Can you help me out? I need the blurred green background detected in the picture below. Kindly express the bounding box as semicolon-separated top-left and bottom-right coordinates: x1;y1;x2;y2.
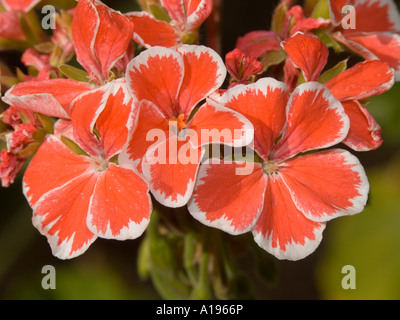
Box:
1;0;400;300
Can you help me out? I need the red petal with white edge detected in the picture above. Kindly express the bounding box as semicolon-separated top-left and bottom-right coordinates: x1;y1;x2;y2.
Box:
272;82;349;161
70;84;110;158
253;174;326;261
338;32;400;81
126;46;184;118
72;0;134;83
96;80;136;160
188;160;267;235
161;0;186;30
236;31;281;59
328;0;352;26
175;45;226;118
32;171;98;259
223;78;288;161
185;0;213;31
87;163;152;240
281;149;369;222
2;79;92;118
1;0;40;11
342;100;382;151
325;60;394;101
126;12;178;48
345;0;400;33
187;100;253;148
282;32;329;82
119;100;170;174
142;137;205;208
23;135;92;207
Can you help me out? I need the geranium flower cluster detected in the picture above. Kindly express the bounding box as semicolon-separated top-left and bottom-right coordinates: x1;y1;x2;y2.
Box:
0;0;398;265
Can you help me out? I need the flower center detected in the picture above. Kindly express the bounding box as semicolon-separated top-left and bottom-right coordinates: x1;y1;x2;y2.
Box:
262;160;280;176
169;114;187;130
91;156;108;172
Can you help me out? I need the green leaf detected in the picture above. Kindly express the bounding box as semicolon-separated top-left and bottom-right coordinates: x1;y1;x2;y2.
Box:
312;0;330;19
137;235;151;280
58;65;90;82
318;59;348;83
271;2;288;36
149;4;171;23
260;49;287;72
60;135;88;156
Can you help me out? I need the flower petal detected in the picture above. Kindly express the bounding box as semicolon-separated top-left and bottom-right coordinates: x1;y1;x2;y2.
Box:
282;32;329;82
341;100;382;151
280;149;369;222
72;0;134;83
324;60;394;100
223;78;288;160
119;100;170;173
337;32;400;81
344;0;400;33
328;0;354;26
70;84;110;157
126;46;184;118
184;0;213;31
253;174;326;261
23;135;92;207
87;163;152;240
95;79;136;160
272;82;349;160
161;0;186;30
236;30;281;59
32;170;98;259
188;160;267;235
187;100;254;148
175;45;226;118
126;11;178;48
1;0;40;11
2;79;92;118
142;137;205;208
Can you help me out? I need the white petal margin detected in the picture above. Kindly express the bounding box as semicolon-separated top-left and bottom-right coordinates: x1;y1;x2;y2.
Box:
142;140;206;208
252;221;326;261
188;159;267;235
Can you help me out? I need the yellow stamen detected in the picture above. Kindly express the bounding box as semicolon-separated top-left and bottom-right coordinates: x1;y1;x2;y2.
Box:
169;114;187;130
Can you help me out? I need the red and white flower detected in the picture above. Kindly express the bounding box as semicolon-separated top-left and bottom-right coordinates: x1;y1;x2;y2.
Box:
282;32;394;151
328;0;400;80
22;79;152;259
188;78;369;260
121;45;253;208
